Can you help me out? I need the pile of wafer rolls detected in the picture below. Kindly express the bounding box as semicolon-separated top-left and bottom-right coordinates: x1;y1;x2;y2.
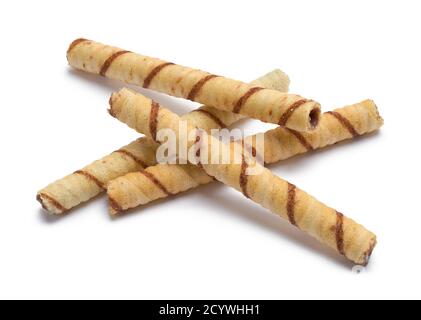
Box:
37;38;384;266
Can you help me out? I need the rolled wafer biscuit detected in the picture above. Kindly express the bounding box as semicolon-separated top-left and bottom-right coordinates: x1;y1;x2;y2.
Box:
36;138;157;214
109;89;378;265
107;100;383;213
37;69;290;214
67;38;320;131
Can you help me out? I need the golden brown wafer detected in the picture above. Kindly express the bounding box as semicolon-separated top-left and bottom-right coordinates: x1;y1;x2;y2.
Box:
107;100;383;213
67;38;320;131
109;89;378;265
37;69;290;214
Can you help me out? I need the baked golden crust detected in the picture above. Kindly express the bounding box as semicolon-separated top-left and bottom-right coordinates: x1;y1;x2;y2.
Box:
36;138;157;214
107;99;383;215
37;69;290;214
108;89;379;265
67;38;319;131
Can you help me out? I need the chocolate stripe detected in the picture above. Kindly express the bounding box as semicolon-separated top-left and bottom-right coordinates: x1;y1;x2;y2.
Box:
114;149;147;168
187;74;219;100
109;196;124;214
37;193;67;213
194;129;204;168
149;101;160;141
240;156;250;198
335;211;346;256
243;141;257;158
233;87;264;114
100;50;131;76
143;62;175;88
287;183;297;226
74;170;104;189
193;109;226;128
286;128;314;151
327;111;359;138
278;99;309;126
242;140;265;166
139;169;172;196
67;38;89;54
234;139;265;171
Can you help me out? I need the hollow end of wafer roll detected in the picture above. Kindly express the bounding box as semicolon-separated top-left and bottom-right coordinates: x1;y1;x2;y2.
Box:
309;107;321;130
36;193;67;215
279;99;321;132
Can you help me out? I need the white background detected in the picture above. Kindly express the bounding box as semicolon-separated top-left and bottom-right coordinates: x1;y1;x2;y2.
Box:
0;0;420;300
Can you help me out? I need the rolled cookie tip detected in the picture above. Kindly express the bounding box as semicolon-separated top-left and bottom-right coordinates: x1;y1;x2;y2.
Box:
360;236;377;266
108;90;128;118
108;95;117;118
66;38;89;56
277;98;321;131
310;106;321;129
368;99;384;126
108;195;124;216
36;193;67;215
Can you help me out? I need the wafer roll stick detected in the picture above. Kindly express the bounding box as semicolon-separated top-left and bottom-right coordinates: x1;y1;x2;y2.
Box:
37;70;289;214
246;99;384;164
36;138;158;214
67;38;320;131
107;100;383;213
109;89;377;265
